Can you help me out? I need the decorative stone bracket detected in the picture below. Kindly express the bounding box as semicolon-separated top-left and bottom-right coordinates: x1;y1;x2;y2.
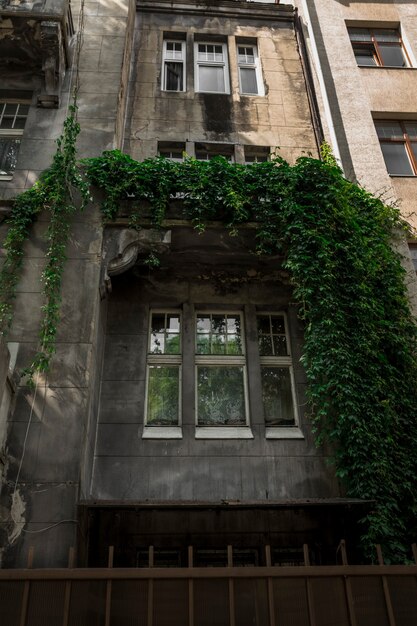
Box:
100;228;172;298
37;20;65;108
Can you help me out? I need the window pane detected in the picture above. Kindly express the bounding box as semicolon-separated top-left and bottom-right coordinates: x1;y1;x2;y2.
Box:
404;122;417;139
196;313;242;355
353;47;378;66
374;29;400;43
261;367;295;426
375;121;403;140
150;313;181;354
198;66;225;92
238;46;254;64
349;28;372;42
380;142;413;175
197;366;246;425
147;366;180;425
165;62;183;91
0;138;21;176
379;45;406;67
257;314;287;356
240;68;258;94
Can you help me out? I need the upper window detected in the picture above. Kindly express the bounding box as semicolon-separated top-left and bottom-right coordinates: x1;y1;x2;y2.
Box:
348;28;409;67
194;42;230;94
0;99;30;179
375;120;417;176
237;44;264;96
162;39;186;92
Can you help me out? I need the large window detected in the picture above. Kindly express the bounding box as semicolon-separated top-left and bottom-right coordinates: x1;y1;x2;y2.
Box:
195;142;234;161
194;42;230;94
375;120;417;176
143;306;299;438
348;28;409;67
0;98;30;179
237;44;264;95
162;39;186;92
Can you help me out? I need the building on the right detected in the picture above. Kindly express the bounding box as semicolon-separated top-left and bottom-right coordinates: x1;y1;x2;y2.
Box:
293;0;417;274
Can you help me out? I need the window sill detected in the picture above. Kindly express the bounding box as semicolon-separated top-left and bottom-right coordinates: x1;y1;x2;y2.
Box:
265;426;304;439
142;426;182;439
389;174;417;178
0;176;13;181
358;65;415;70
195;426;254;439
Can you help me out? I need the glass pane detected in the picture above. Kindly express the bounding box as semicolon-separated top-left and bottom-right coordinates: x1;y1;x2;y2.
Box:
261;367;295;426
240;68;258;94
257;316;270;334
150;332;165;354
227;334;242;355
212;334;226;354
379;45;407;67
354;47;378;66
14;117;26;129
165;334;180;354
257;314;287;356
3;103;17;115
165;62;183;91
238;46;254;64
196;314;242;355
273;335;288;356
167;314;180;331
258;334;273;356
18;104;30;115
375;121;403;140
349;28;372;42
0;138;20;175
211;315;226;334
150;313;181;354
404;122;417;139
271;316;285;334
375;29;400;43
197;316;211;333
380;142;413;175
147;366;179;425
0;117;14;129
197;366;246;425
198;66;225;92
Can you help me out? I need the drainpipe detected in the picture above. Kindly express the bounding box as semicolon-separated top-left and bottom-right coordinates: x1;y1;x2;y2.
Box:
298;0;343;170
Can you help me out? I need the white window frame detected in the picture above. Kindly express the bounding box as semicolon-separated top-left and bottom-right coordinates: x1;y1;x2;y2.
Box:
0;100;30;181
194;310;252;438
257;311;302;439
194;42;230;94
237;43;264;96
143;309;183;439
162;40;186;92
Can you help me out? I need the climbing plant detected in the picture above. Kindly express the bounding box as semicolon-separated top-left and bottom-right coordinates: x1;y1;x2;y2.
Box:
1;136;417;562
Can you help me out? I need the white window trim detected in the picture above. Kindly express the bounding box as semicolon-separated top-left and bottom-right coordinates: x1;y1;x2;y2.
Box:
0;100;30;180
195;426;254;439
257;311;300;431
162;40;186;92
143;309;182;431
194;42;230;94
237;43;264;96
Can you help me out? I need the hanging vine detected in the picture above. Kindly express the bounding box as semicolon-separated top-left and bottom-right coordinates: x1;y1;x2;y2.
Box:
0;136;416;561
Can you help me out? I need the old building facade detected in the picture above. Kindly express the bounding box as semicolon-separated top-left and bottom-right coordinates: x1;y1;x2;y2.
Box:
0;0;416;604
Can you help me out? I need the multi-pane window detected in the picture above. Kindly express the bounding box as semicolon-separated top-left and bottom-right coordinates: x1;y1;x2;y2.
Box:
237;44;264;95
257;313;296;427
195;312;248;426
145;311;182;426
244;145;270;163
375;121;417;176
0;100;30;178
348;28;409;67
195;142;234;161
195;42;230;93
162;40;186;91
158;141;186;161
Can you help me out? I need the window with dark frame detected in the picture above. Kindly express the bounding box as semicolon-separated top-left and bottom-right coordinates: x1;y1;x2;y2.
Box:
348;28;409;67
375;120;417;176
0;98;30;178
143;306;298;435
244;145;270;164
158;141;186;161
195;142;234;161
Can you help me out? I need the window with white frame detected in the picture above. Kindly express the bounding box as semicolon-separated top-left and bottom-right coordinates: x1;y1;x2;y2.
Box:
158;141;186;161
257;313;297;427
162;39;186;92
0;98;30;179
195;312;248;427
237;44;264;95
195;42;230;94
195;142;234;161
244;145;270;163
145;311;182;429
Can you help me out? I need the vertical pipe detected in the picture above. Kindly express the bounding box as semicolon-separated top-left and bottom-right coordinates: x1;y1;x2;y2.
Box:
104;546;114;626
227;546;235;626
265;545;276;626
147;546;154;626
303;544;316;626
188;546;194;626
62;547;75;626
19;547;34;626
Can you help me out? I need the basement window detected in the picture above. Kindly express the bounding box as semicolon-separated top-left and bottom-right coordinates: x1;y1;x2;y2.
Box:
0;98;30;179
348;28;410;67
158;141;186;161
194;42;230;94
244;145;270;163
195;142;234;161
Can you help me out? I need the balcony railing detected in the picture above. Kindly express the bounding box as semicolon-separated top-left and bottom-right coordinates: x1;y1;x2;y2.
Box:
1;542;417;625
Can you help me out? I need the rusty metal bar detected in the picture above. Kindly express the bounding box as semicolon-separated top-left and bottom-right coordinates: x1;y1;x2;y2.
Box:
376;545;397;626
147;546;154;626
188;546;194;626
104;546;114;626
19;546;34;626
265;545;276;626
227;546;235;626
340;541;357;626
62;547;75;626
303;543;316;626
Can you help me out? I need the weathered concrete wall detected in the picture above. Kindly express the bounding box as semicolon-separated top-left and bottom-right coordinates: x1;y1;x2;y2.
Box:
91;227;340;503
0;0;134;567
126;0;318;163
295;0;417;231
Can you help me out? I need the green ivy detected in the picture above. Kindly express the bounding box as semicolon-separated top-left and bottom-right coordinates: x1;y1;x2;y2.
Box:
84;150;417;562
1;135;417;562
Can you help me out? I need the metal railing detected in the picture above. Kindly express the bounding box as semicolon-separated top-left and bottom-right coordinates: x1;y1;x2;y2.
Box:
1;542;417;625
